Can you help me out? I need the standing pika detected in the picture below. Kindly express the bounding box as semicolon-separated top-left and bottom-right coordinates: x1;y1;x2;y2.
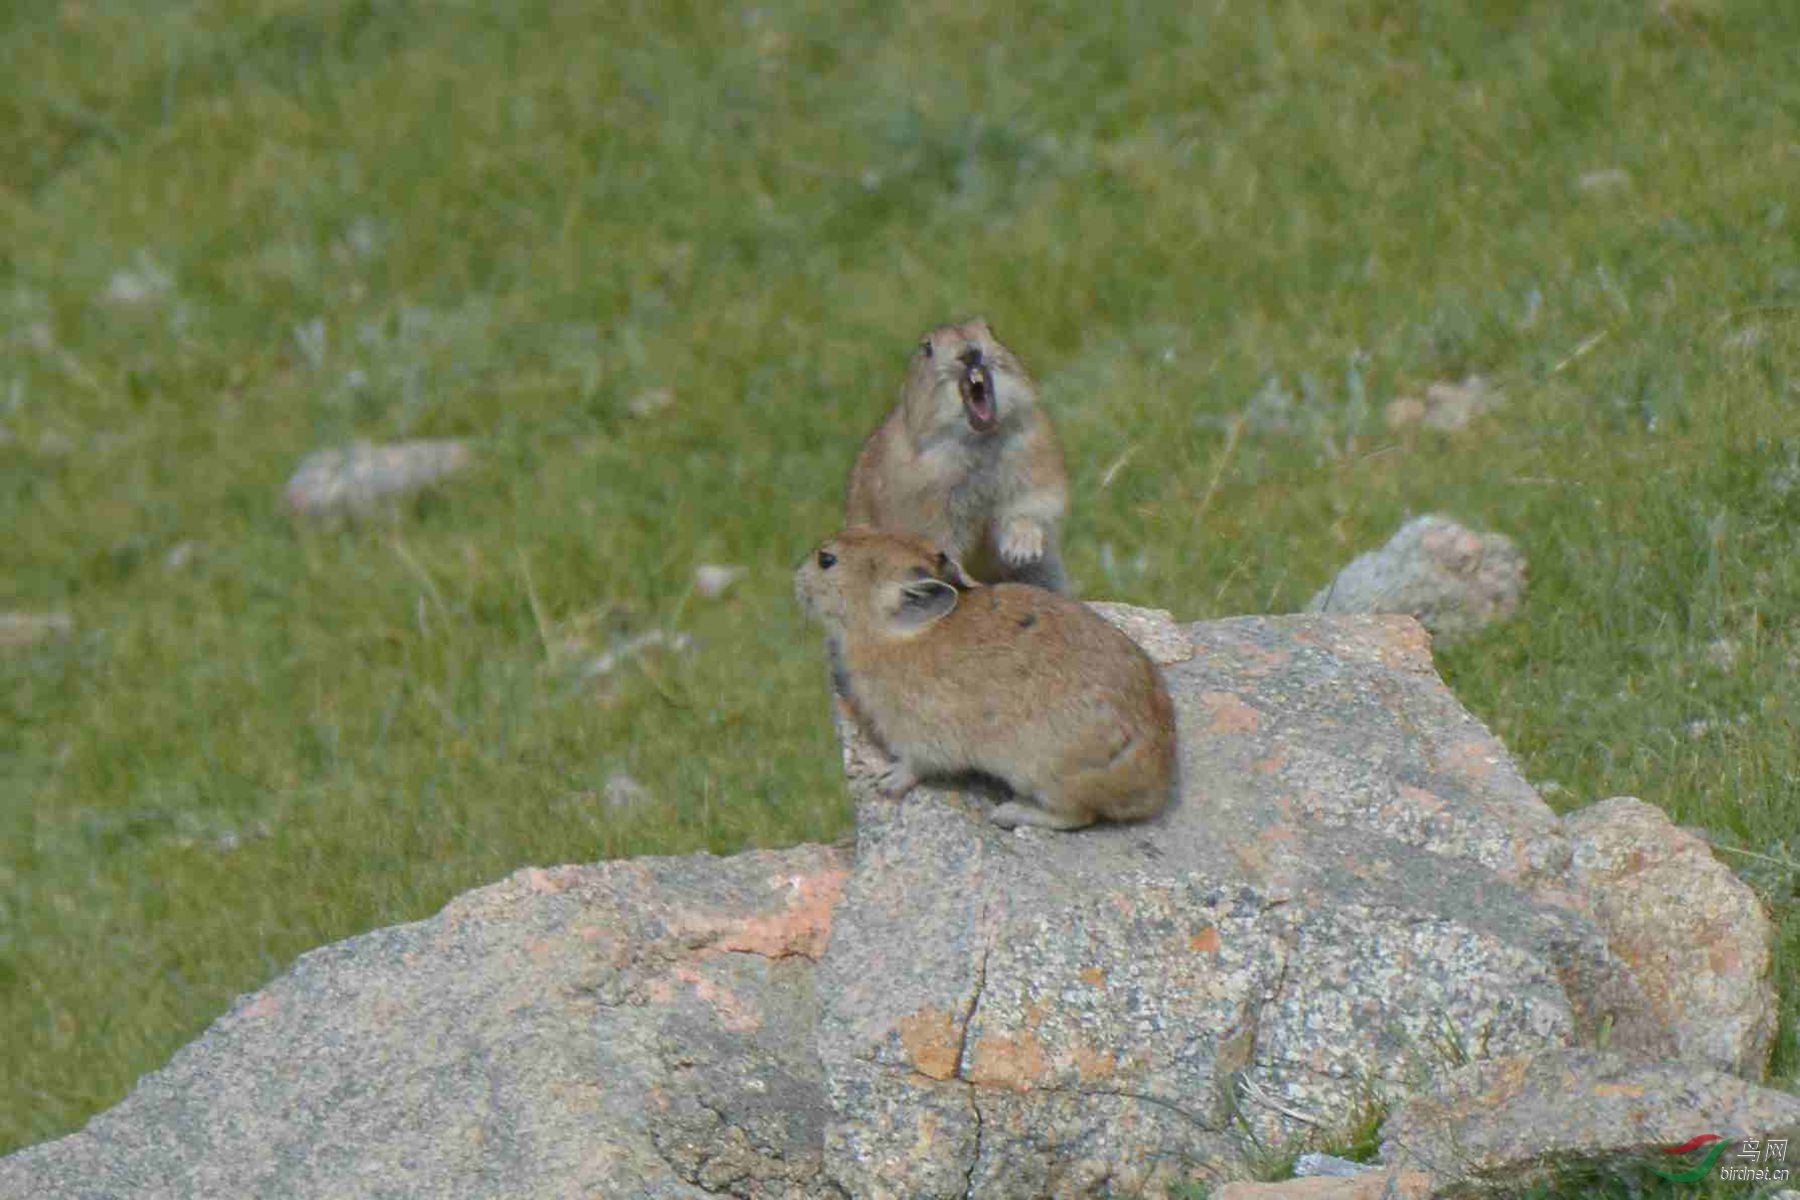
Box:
845;318;1070;593
794;527;1175;831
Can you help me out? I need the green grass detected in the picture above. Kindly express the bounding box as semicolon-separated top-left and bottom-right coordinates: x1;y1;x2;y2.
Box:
4;0;1799;1176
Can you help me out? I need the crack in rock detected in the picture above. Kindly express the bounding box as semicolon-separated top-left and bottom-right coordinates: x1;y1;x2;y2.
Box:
962;1093;985;1200
956;890;995;1194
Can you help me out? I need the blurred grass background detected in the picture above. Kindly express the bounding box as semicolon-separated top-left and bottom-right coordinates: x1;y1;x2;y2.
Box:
3;0;1798;1174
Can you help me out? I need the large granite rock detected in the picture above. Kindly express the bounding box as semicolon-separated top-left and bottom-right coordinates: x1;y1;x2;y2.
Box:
815;613;1697;1197
2;609;1788;1200
0;848;851;1200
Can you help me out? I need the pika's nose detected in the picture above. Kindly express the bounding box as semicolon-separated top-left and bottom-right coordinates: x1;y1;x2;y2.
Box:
957;345;983;368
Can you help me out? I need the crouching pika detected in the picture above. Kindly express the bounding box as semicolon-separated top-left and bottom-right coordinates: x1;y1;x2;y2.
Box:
794;527;1175;830
845;317;1070;592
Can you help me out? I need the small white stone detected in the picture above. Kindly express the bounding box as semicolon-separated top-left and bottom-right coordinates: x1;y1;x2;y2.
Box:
627;388;674;417
602;771;650;810
1704;637;1739;669
102;254;174;305
694;564;745;598
293;318;329;370
1385;376;1502;432
0;611;72;647
1577;167;1631;192
1724;324;1764;351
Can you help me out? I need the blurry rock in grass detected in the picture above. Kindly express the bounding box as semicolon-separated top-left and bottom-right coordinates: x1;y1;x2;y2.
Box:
1564;796;1778;1076
1705;636;1740;669
1383;375;1503;432
1577;167;1632;192
37;430;75;456
1309;514;1524;643
694;563;745;598
163;541;200;571
627;387;674;417
292;319;328;370
171;822;270;854
0;611;72;648
331;215;383;262
283;440;473;524
101;253;173;305
1242;374;1304;435
1724;323;1765;352
601;771;650;811
1382;395;1428;428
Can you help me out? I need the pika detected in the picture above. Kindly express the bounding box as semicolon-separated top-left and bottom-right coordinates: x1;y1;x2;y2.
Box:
845;318;1070;593
794;527;1176;831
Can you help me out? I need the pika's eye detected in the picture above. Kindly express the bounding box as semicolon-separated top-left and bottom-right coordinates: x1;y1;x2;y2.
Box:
817;549;837;570
936;551;950;569
919;340;933;358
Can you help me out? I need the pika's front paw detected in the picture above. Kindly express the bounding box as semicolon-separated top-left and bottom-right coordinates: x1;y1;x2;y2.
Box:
998;518;1046;566
877;761;920;798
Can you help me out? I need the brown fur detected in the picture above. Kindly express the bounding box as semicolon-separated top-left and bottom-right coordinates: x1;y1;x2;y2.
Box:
845;318;1070;592
795;528;1175;830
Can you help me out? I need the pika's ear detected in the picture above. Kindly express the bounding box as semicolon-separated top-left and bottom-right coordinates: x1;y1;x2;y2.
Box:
889;578;959;632
935;550;977;590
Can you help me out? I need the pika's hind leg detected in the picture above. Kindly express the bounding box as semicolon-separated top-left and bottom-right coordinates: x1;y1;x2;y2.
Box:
989;799;1093;831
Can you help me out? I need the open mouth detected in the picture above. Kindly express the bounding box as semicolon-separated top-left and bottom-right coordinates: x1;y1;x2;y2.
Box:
959;363;998;432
